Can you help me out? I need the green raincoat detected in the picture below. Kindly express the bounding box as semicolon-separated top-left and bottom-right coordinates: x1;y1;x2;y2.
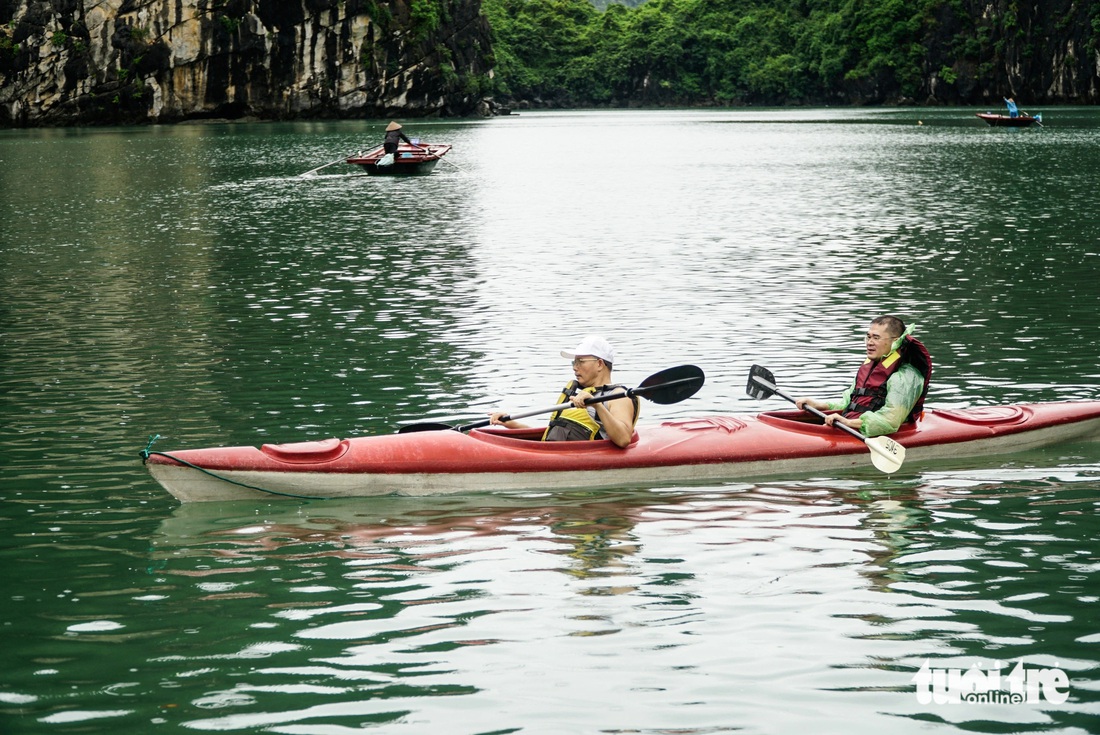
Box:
823;327;926;438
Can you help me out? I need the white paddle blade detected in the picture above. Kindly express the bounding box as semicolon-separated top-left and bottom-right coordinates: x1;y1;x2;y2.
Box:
866;436;905;474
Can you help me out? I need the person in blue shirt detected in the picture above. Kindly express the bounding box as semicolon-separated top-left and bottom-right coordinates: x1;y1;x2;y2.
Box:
1004;97;1019;118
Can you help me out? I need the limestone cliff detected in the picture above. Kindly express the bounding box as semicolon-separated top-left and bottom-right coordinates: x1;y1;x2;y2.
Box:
918;0;1100;106
0;0;495;126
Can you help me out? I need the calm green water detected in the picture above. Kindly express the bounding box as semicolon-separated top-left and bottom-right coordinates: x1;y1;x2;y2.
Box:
2;108;1099;733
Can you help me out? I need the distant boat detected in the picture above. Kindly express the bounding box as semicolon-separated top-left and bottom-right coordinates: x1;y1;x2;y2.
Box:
347;142;452;175
976;112;1042;128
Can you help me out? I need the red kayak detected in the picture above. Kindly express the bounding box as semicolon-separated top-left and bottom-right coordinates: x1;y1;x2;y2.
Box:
143;402;1100;502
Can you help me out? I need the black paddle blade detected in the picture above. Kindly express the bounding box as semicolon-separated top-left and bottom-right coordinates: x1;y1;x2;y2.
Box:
635;365;705;405
746;364;778;400
397;422;459;434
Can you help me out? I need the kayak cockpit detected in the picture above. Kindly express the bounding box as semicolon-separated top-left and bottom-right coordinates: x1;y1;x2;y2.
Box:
468;426;641;449
756;409;926;439
757;406;1034;434
756;409;830;432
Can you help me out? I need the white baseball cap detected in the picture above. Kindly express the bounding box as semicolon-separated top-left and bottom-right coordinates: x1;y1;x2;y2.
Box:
561;335;615;364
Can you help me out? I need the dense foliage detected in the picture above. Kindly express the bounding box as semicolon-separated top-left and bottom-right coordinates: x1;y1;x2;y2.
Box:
480;0;1100;106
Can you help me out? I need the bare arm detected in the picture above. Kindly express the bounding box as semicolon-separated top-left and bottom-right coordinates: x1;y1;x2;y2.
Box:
581;394;635;448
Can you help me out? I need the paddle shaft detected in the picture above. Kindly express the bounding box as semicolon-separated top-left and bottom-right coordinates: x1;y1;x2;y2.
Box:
458;375;699;432
751;374;871;445
476;392;626;430
398;364;704;434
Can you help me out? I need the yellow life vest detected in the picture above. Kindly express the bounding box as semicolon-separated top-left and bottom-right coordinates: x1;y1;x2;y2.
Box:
542;381;640;442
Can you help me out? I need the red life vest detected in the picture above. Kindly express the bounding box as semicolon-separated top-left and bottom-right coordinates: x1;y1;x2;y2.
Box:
844;336;932;423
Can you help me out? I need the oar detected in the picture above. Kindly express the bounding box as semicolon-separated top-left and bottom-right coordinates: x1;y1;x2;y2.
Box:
746;364;905;474
440;156;469;174
299;153;355;177
398;364;705;434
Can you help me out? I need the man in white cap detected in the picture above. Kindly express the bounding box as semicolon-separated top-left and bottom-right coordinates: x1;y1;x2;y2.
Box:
490;335;639;447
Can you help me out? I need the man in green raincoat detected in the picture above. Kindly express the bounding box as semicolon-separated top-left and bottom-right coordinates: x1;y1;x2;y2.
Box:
795;316;931;437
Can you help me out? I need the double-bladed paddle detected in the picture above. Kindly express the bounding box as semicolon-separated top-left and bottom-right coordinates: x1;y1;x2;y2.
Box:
746;364;905;474
398;364;705;434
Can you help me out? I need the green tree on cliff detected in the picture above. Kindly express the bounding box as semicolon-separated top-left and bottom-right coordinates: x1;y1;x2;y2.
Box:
482;0;1100;106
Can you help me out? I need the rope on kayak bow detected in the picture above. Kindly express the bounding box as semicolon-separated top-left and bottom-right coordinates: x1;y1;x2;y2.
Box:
139;434;330;501
139;434;161;460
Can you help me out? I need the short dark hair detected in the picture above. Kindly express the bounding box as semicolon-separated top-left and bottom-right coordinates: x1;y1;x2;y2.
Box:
871;315;906;338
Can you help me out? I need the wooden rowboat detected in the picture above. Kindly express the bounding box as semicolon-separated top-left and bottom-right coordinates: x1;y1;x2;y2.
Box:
346;143;452;175
976;113;1041;128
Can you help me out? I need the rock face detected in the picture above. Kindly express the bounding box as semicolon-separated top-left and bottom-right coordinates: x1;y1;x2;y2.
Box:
0;0;494;126
920;0;1100;106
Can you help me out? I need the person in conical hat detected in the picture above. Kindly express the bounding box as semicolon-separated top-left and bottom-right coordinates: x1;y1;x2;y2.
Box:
383;121;412;155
